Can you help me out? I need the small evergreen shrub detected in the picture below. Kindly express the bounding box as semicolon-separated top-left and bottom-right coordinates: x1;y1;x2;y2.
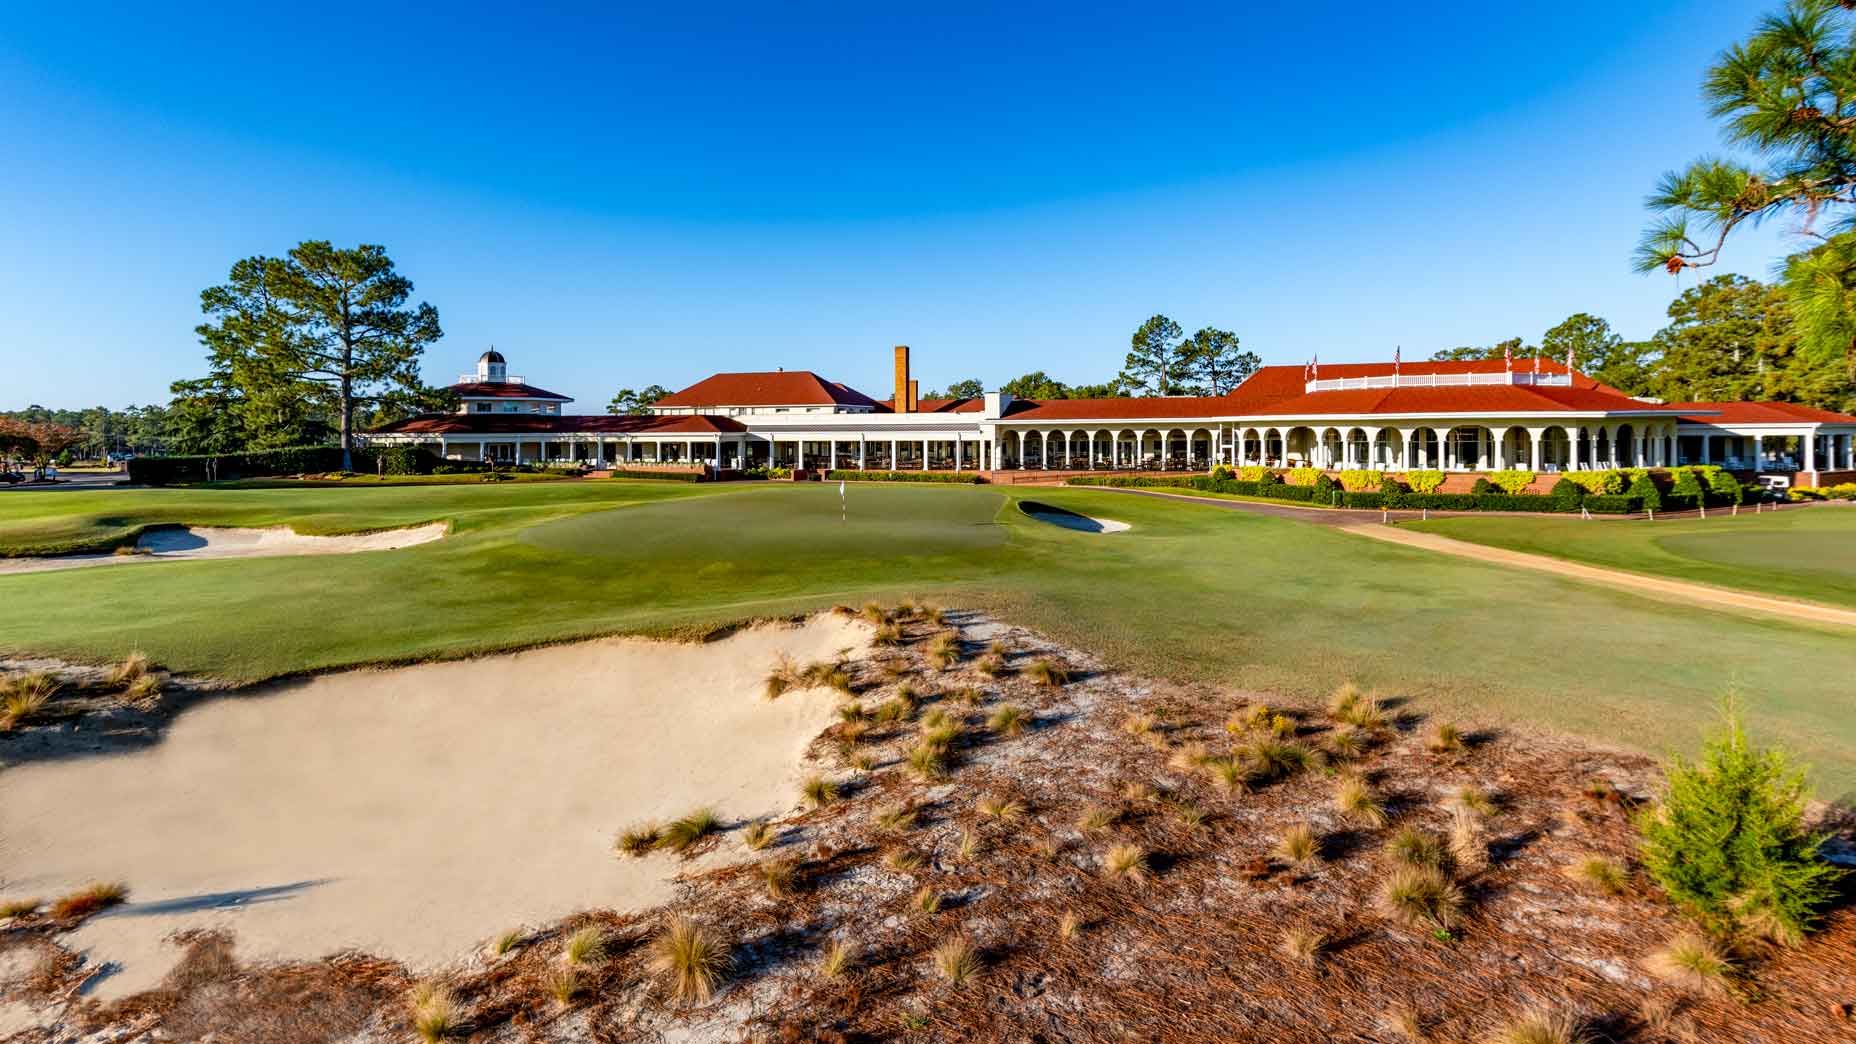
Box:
1469;477;1495;495
1627;471;1663;512
1378;472;1406;495
1549;477;1585;507
1312;472;1338;503
1637;702;1844;945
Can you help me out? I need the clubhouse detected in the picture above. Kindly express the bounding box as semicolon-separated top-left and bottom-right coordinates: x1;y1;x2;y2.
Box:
364;347;1856;488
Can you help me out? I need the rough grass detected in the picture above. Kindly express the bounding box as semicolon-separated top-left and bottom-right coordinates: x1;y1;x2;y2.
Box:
651;915;731;1004
49;880;128;921
657;807;721;853
1644;933;1734;997
1377;866;1465;930
410;981;459;1042
930;935;981;984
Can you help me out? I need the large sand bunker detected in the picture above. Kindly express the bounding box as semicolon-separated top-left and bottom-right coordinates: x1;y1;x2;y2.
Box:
1019;500;1130;534
0;523;448;575
0;615;866;1000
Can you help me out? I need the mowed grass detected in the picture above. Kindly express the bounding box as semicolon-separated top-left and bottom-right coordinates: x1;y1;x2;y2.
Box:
1405;506;1856;610
4;481;1856;788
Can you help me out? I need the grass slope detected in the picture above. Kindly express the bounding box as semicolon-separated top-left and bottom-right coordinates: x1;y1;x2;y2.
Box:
4;481;1856;789
1405;507;1856;610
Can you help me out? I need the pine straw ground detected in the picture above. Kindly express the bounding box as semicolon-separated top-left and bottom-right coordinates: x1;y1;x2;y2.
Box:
5;608;1855;1044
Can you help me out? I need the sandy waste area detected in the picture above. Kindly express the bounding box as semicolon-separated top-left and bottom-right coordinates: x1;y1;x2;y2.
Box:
0;523;448;575
0;615;866;1001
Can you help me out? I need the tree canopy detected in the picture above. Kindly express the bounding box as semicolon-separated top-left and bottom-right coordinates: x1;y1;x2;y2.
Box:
608;385;670;415
1182;327;1259;395
1120;315;1194;395
194;241;444;469
1637;0;1856;392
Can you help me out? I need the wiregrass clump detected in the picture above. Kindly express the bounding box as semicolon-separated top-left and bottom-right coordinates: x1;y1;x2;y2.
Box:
1102;843;1150;884
410;981;460;1042
987;703;1028;737
109;652;150;687
930;934;981;984
657;807;721;853
1024;657;1071;687
50;881;128;921
1;673;60;730
563;924;608;966
1276;824;1320;866
616;822;662;856
801;775;840;808
1644;932;1735;996
1565;855;1629;896
651;915;732;1004
1279;925;1327;968
1335;777;1389;828
1487;1007;1591;1044
1376;866;1464;930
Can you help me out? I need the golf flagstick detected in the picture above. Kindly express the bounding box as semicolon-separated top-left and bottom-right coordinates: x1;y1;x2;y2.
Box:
840;479;846;523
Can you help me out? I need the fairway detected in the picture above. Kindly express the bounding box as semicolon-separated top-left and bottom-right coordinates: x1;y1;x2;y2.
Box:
4;480;1856;789
1406;506;1856;610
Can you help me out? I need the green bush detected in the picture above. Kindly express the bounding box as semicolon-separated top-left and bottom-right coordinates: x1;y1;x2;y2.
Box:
128;445;443;484
1236;466;1270;482
1469;477;1495;495
1489;469;1535;495
1706;467;1744;505
1638;702;1844;945
1567;469;1626;495
1312;472;1338;503
610;469;701;482
1256;468;1283;487
1341;492;1385;509
1549;477;1585;507
1209;464;1234;481
1584;494;1641;514
826;470;984;484
1405;469;1445;493
1670;467;1706;501
1627;471;1663;512
1378;472;1407;495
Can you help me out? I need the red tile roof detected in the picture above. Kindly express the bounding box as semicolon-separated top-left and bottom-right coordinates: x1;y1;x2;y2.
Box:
1001;396;1239;421
1234;383;1683;418
450;381;572;401
654;371;883;410
1669;401;1856;424
369;413;747;435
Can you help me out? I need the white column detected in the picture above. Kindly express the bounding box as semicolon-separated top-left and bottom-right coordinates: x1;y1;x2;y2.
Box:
1528;429;1544;474
1041;431;1050;470
1700;432;1710;465
1805;429;1818;475
954;432;962;473
921;439;929;471
1753;434;1763;472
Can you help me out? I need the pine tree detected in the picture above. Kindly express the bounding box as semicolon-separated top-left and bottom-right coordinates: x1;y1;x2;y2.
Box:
1120;315;1192;396
1639;701;1844;945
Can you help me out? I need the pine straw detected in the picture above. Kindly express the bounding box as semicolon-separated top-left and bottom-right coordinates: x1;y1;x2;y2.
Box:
26;611;1856;1043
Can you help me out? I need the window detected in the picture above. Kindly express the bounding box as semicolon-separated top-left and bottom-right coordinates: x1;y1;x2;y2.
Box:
473;402;491;413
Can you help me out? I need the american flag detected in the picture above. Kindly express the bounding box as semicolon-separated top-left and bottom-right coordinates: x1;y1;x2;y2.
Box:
1533;353;1541;374
1393;346;1400;376
1504;343;1513;371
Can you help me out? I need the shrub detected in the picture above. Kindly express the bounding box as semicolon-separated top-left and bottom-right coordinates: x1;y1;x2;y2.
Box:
1549;477;1585;507
1405;469;1445;493
128;445;446;484
1669;466;1706;503
1488;1008;1591;1044
826;469;984;484
1706;466;1744;504
1567;469;1625;495
1469;476;1495;495
1285;466;1322;487
801;775;839;808
1276;824;1320;866
651;915;732;1004
1637;702;1843;945
1378;472;1407;495
1209;464;1234;480
1337;469;1381;492
987;703;1028;736
1024;657;1070;687
1489;469;1535;495
1584;494;1641;514
1627;471;1662;512
1237;465;1270;481
1312;472;1338;504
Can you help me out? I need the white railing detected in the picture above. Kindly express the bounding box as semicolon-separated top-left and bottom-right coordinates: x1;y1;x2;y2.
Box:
1305;371;1573;393
457;374;528;384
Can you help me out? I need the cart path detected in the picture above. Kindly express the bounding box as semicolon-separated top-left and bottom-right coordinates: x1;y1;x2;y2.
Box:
1088;486;1856;628
1348;525;1856;629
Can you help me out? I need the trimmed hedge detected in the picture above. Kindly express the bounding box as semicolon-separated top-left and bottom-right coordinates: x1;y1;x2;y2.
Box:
609;469;701;482
1066;473;1645;514
825;469;985;484
129;445;444;485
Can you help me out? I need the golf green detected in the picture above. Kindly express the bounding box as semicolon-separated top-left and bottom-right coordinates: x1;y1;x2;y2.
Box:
4;480;1855;789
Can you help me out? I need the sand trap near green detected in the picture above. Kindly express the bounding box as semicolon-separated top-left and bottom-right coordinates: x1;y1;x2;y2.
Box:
1;615;865;1000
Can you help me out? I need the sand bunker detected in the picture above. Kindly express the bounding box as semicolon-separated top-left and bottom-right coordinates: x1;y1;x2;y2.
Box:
0;523;447;575
0;615;866;1000
1019;501;1130;534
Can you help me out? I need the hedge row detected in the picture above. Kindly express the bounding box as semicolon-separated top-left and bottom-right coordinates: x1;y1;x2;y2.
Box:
1067;474;1642;514
608;469;701;482
824;469;986;484
129;445;445;485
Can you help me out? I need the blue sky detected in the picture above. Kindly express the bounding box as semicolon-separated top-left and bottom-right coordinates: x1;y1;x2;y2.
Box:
0;2;1803;411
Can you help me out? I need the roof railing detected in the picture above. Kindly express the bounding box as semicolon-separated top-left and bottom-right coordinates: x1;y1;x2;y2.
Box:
457;374;528;384
1305;371;1573;394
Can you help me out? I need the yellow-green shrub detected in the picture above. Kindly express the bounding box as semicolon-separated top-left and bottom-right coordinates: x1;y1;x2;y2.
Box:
1337;469;1380;492
1489;469;1536;495
1285;466;1322;487
1237;466;1270;482
1567;470;1626;495
1405;469;1445;493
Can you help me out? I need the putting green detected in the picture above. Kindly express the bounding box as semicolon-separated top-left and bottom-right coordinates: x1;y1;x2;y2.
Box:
525;485;1010;569
1655;528;1856;581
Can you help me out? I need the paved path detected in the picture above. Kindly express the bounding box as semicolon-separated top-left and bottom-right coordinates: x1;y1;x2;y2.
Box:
1093;486;1856;629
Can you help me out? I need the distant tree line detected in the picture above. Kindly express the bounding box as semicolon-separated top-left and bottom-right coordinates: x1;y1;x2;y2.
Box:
1431;276;1855;411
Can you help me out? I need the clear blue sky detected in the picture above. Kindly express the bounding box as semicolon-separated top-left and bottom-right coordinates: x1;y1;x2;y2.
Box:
0;2;1801;411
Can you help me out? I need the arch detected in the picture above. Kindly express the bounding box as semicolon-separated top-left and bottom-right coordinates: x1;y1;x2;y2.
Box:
1540;426;1571;472
1613;423;1637;468
1500;425;1531;470
1373;429;1399;470
1407;427;1440;470
1321;428;1343;468
1444;425;1493;471
1263;427;1285;466
1282;426;1317;467
1345;428;1370;470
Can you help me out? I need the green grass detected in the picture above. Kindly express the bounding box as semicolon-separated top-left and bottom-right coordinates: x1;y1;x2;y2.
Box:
1405;507;1856;610
4;481;1856;789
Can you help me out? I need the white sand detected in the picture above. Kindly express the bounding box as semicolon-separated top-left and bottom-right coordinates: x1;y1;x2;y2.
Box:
0;616;865;1000
0;523;448;575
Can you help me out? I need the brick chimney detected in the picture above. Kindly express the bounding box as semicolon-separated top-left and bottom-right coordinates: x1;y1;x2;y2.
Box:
908;379;919;413
893;345;911;413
